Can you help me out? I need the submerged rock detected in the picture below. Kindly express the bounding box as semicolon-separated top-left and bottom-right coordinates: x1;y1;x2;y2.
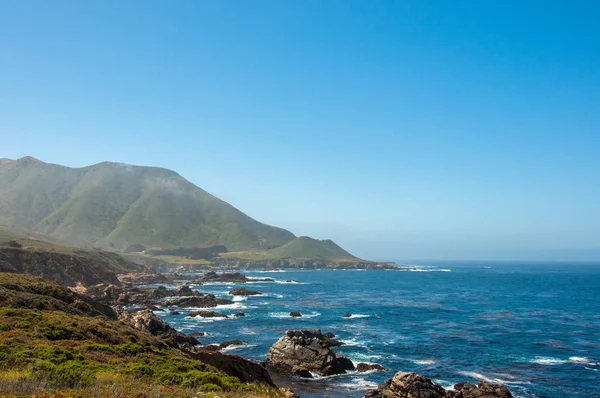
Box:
343;312;352;317
266;329;355;378
229;288;262;296
356;363;384;372
289;311;302;317
364;371;513;398
219;340;248;349
234;312;246;317
188;310;228;318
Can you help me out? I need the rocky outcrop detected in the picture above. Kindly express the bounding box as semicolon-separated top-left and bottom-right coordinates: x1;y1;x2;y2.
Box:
172;284;197;296
193;271;274;284
0;247;156;287
449;381;513;398
188;310;228;318
229;288;261;296
162;294;233;308
266;329;355;378
364;372;512;398
191;349;275;386
357;363;384;372
119;309;200;348
219;340;248;349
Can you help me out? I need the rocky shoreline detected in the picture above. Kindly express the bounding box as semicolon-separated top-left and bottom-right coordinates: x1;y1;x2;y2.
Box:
78;271;515;398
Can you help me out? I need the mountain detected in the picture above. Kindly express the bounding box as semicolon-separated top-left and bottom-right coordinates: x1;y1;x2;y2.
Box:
266;236;360;262
0;157;295;252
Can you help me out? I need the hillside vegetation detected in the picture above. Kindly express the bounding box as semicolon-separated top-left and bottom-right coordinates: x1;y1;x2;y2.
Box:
0;157;295;252
0;273;284;398
220;237;361;263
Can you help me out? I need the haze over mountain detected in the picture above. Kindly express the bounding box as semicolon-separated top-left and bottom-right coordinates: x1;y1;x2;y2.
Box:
0;156;308;253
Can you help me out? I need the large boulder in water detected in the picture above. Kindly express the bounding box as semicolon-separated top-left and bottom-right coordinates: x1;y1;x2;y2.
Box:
364;371;512;398
266;329;355;378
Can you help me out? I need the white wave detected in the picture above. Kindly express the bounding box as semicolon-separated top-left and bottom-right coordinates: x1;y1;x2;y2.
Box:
334;377;378;389
248;270;288;273
343;338;368;348
403;268;452;272
347;352;385;362
456;371;531;385
412;359;437;365
585;367;598;371
346;314;370;319
215;303;247;309
529;356;568;365
231;296;248;302
239;328;257;335
221;343;255;352
269;311;321;319
569;356;597;365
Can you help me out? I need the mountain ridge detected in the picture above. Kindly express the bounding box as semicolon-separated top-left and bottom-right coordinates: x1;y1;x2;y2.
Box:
0;156;360;262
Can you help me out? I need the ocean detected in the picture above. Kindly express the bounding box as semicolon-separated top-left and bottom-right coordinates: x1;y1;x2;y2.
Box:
152;263;600;397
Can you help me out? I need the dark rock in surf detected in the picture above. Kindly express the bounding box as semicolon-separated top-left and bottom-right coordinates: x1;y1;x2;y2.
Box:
450;381;513;398
356;363;384;372
343;313;352;318
266;329;355;378
289;311;302;317
162;294;233;308
363;371;513;398
234;312;246;317
219;340;248;349
188;311;228;318
229;288;261;296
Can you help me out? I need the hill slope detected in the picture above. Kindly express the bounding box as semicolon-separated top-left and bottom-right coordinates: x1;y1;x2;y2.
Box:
0;157;295;251
266;236;359;261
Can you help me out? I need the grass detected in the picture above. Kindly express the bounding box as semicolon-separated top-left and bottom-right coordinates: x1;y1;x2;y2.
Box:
0;273;285;398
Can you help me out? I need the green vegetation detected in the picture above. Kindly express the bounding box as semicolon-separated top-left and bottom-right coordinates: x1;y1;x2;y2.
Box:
0;273;284;398
220;237;362;263
0;157;295;251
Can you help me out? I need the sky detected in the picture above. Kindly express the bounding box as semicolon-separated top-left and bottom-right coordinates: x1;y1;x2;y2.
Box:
1;1;599;261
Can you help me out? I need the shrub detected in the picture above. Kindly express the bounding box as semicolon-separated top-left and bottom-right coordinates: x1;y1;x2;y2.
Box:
36;345;80;364
198;383;223;392
55;361;95;387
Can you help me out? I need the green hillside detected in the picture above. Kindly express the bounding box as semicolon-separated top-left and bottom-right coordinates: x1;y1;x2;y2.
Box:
266;236;360;261
0;157;295;251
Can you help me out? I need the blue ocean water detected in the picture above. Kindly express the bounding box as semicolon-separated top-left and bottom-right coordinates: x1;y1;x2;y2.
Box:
153;263;600;398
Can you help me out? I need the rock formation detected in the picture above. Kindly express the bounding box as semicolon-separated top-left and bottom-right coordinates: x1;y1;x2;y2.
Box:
119;309;200;348
266;329;355;378
364;371;512;398
229;288;262;296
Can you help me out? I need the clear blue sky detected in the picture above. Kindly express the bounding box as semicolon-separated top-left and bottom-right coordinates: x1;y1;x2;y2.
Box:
1;1;599;261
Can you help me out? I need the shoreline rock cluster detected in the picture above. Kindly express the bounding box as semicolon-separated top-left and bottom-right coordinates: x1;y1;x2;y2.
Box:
364;371;512;398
